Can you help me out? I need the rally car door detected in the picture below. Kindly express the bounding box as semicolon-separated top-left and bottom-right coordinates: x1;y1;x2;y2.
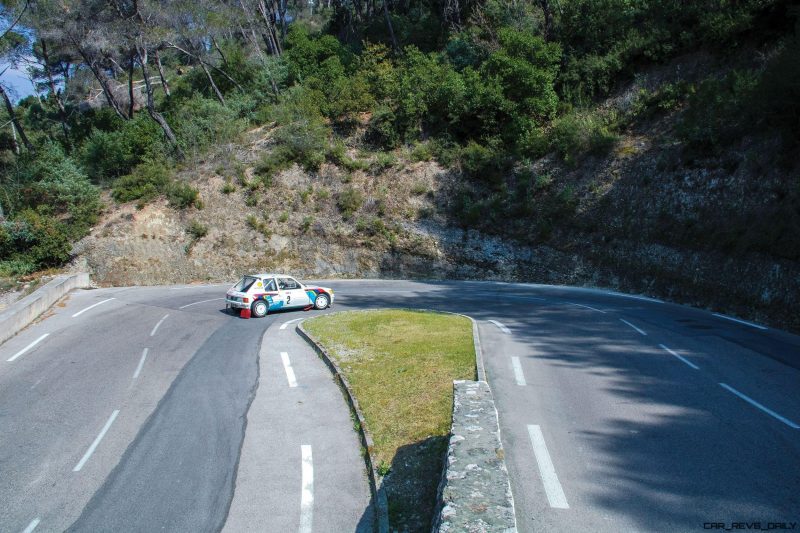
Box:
277;277;310;308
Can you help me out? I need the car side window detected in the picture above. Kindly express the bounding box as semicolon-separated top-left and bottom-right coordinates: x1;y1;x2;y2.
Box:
287;278;302;289
264;279;276;291
277;278;288;290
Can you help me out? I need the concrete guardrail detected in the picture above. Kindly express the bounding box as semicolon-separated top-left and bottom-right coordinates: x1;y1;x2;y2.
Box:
0;273;91;346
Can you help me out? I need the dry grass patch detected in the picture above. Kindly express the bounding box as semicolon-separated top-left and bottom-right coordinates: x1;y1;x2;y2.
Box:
304;309;475;532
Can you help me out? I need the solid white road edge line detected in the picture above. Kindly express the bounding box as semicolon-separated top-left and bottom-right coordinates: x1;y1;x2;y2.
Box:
150;314;169;336
719;383;800;429
178;298;224;309
511;356;527;386
280;352;298;388
527;425;569;509
712;313;768;330
73;410;120;472
619;319;647;336
7;333;49;362
21;517;40;533
279;318;303;330
299;444;314;533
133;348;149;379
72;298;116;318
489;320;511;334
658;344;699;370
568;302;606;313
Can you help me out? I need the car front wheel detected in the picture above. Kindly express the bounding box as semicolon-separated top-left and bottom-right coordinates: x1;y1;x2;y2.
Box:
252;300;268;318
314;293;329;310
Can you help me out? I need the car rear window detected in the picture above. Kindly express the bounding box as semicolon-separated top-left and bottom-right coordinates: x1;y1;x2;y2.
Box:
233;276;258;292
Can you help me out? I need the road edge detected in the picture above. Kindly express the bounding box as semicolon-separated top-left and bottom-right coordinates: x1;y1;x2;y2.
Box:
0;273;91;346
296;319;390;533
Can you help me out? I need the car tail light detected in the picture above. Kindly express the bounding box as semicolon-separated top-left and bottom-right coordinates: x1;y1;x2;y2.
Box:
243;297;249;303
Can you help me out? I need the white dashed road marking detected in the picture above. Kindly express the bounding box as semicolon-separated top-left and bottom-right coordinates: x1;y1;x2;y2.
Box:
279;318;303;330
150;314;169;336
712;313;768;330
489;320;511;334
527;425;569;509
179;298;224;309
511;357;527;386
72;298;115;318
280;352;298;388
619;319;647;336
7;334;49;362
719;383;799;429
73;410;120;472
659;344;699;370
568;302;606;313
21;518;40;533
299;444;314;533
133;348;149;379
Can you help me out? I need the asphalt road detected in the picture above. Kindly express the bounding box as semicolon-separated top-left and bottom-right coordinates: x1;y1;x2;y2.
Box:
1;280;798;532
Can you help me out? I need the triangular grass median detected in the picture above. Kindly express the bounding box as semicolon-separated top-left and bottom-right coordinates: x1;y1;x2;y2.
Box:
304;309;476;532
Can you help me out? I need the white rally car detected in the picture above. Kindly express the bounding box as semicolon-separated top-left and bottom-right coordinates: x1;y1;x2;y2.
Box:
225;273;334;318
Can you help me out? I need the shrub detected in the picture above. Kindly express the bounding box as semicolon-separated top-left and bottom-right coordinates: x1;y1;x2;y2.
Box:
171;96;244;158
0;209;72;270
80;115;164;180
112;159;172;204
365;106;401;149
410;142;433;162
370;152;397;173
15;144;101;238
337;187;364;219
186;220;208;240
222;182;236;194
255;149;293;183
167;182;201;209
678;71;759;152
549;110;618;165
460;139;511;184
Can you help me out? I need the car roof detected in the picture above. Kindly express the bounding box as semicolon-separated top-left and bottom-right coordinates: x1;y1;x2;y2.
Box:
249;273;294;279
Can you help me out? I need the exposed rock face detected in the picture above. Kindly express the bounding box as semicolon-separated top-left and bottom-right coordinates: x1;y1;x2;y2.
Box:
72;100;800;333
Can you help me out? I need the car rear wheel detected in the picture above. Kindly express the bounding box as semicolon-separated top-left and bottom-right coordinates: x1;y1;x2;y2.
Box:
314;293;329;310
252;300;268;318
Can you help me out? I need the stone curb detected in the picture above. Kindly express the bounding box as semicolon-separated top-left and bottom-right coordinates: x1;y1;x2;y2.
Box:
432;314;518;532
296;318;390;533
0;273;91;346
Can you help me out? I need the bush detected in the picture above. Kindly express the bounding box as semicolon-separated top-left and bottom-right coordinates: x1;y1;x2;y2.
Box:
112;159;171;203
171;96;244;157
365;106;401;149
337;187;364;219
549;110;618;165
0;209;72;270
186;220;208;240
460;139;511;184
167;182;201;209
80;115;164;180
678;71;759;152
14;144;101;238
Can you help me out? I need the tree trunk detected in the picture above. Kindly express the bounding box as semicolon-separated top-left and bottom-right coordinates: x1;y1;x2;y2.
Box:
383;0;399;52
40;40;67;115
154;49;170;97
78;48;129;120
538;0;553;41
199;60;225;105
137;47;181;156
10;121;19;154
211;36;229;68
0;84;33;152
128;55;136;117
